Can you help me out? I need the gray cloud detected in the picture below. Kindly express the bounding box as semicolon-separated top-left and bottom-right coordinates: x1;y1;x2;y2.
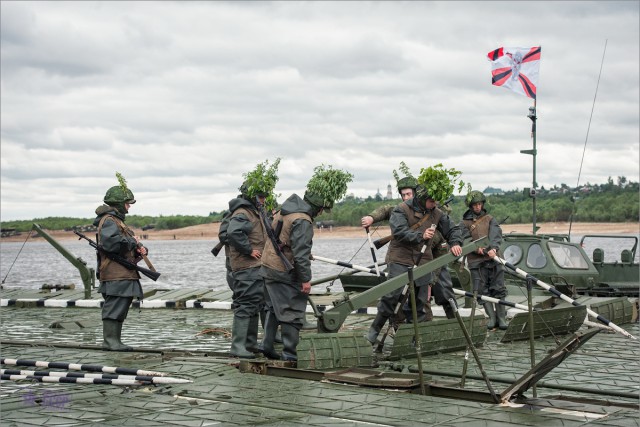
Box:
1;1;638;220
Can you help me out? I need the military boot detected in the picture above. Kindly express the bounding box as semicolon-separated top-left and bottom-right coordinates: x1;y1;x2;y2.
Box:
115;321;133;351
424;301;434;321
102;320;132;351
245;314;260;353
366;313;388;344
230;316;255;359
443;302;456;319
280;323;300;362
496;304;508;330
483;303;497;331
260;311;281;360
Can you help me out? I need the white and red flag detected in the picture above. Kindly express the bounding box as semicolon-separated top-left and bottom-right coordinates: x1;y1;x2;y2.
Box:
487;46;541;99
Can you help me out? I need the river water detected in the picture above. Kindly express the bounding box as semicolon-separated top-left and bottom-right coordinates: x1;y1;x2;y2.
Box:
1;234;637;292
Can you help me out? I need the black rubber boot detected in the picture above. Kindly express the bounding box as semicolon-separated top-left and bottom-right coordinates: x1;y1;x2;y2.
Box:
245;314;260;353
496;304;508;330
484;303;497;330
260;311;281;360
366;313;388;344
102;320;132;351
281;323;300;362
443;302;456;319
230;316;256;359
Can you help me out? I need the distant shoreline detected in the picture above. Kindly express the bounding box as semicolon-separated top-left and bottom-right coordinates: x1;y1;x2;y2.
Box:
5;222;638;243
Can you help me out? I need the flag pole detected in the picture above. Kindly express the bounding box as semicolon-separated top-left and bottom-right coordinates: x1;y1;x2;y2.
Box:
522;99;538;234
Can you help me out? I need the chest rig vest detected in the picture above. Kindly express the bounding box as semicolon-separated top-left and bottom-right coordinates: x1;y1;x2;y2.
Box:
262;212;311;272
228;206;266;271
97;215;139;281
463;214;493;265
387;204;443;267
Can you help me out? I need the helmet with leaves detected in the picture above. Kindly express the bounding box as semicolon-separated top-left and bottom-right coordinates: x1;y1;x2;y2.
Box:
416;163;465;205
466;190;486;207
414;185;433;205
304;164;353;214
392;161;418;194
240;158;281;210
104;172;136;205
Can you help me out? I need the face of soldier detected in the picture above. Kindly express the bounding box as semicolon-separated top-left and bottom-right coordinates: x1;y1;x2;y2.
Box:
471;202;483;214
400;188;414;201
425;199;436;210
256;195;266;206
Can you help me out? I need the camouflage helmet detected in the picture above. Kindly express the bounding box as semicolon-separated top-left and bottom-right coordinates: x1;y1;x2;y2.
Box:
414;185;433;205
104;186;136;205
303;191;332;213
466;190;486;207
397;176;418;193
239;181;267;198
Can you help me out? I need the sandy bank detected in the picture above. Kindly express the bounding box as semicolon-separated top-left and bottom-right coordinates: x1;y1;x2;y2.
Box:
6;222;638;243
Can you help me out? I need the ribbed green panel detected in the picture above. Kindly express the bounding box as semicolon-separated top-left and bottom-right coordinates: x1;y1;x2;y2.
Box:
389;316;486;361
501;305;586;342
296;333;373;369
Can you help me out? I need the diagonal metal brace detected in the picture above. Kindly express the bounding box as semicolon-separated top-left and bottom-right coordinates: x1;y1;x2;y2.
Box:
316;237;489;333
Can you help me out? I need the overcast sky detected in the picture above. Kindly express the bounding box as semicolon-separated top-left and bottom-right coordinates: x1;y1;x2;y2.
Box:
1;1;638;221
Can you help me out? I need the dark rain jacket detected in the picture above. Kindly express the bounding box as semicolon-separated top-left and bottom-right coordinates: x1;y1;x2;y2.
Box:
93;205;144;299
460;208;503;268
260;193;314;285
387;198;462;267
227;197;266;271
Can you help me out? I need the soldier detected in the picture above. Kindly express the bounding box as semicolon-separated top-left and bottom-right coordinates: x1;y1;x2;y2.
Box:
227;157;281;358
260;165;353;362
227;183;269;358
460;190;507;330
366;184;463;345
93;173;146;351
362;176;456;322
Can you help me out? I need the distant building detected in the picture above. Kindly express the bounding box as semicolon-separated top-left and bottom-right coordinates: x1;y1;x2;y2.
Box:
385;183;393;200
375;188;383;200
483;186;504;195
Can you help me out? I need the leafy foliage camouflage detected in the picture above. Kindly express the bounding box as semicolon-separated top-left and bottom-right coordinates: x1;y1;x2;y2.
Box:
417;163;467;204
3;179;637;232
116;172;130;194
306;164;354;207
392;161;414;182
241;158;281;211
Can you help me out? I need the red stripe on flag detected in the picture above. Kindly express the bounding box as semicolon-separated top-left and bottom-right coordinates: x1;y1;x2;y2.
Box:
522;47;541;63
492;68;512;86
487;48;504;61
518;73;537;99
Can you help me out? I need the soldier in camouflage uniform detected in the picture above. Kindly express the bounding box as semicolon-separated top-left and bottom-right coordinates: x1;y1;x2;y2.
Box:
226;183;269;358
362;177;456;323
460;190;507;330
366;185;463;345
93;176;146;351
260;191;327;361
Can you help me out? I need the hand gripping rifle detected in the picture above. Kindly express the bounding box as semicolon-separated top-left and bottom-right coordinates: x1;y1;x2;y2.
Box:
258;206;294;272
74;231;161;281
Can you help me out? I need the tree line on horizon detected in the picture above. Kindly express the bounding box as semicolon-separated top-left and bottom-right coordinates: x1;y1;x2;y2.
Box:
2;178;638;233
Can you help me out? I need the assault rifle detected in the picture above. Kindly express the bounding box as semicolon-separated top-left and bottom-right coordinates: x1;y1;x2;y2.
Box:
372;196;455;250
74;231;161;281
258;206;294;272
211;241;225;257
